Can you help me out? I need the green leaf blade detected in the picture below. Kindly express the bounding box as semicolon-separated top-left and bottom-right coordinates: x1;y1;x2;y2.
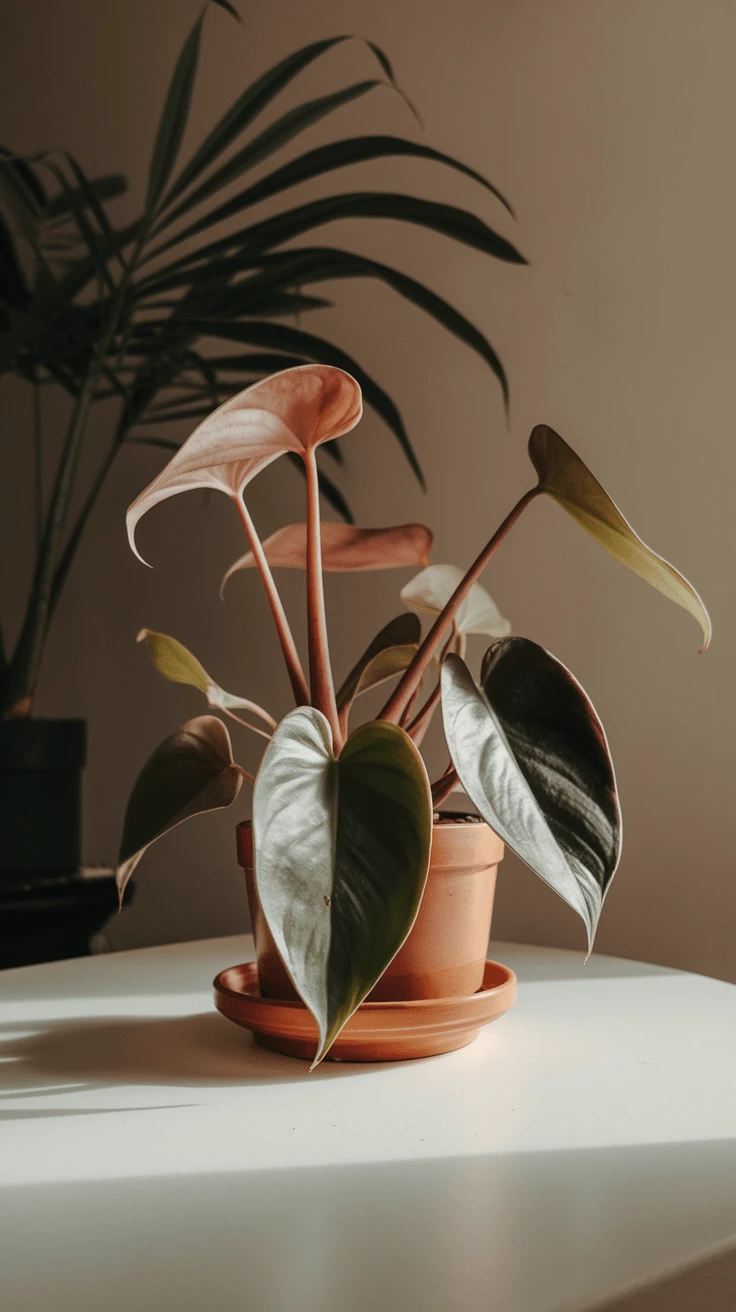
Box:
441;643;621;950
252;709;432;1065
146;13;204;214
116;714;244;901
529;425;711;651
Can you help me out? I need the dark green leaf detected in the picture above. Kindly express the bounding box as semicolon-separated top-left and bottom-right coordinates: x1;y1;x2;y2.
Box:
441;642;621;949
116;714;245;901
0;213;27;308
337;612;421;713
161;36;388;209
45;172;127;219
160;133;514;241
253;710;432;1064
148;190;526;270
146;12;204;213
155;84;384;236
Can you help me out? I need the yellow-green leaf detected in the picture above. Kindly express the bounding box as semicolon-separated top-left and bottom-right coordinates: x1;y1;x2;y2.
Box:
529;425;711;651
138;629;276;728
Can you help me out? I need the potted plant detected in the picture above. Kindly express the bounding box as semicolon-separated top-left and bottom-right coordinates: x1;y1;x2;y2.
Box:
0;1;522;961
117;364;710;1066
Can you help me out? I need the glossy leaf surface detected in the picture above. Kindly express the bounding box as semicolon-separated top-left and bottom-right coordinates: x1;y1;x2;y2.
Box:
441;642;621;948
116;715;244;901
529;425;711;651
252;709;432;1065
221;522;432;590
126;364;362;562
138;629;276;726
401;563;511;637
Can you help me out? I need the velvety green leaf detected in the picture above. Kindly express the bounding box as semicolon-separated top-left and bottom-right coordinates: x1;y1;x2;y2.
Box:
146;11;204;213
116;714;245;901
441;643;621;949
529;425;711;651
138;628;276;727
252;709;432;1065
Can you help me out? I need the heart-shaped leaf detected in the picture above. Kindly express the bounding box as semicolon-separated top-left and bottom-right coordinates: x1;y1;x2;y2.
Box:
529;425;711;651
137;629;276;728
252;708;432;1066
336;613;420;713
401;563;511;638
441;642;621;949
126;364;362;562
221;521;432;592
116;715;245;901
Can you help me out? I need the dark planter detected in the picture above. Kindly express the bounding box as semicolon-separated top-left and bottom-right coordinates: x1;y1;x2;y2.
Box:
0;718;86;876
0;718;118;968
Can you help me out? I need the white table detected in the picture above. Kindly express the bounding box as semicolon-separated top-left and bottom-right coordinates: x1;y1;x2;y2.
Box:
1;935;735;1312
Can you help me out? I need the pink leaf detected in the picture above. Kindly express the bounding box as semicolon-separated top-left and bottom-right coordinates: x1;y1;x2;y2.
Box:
126;365;362;564
221;522;433;592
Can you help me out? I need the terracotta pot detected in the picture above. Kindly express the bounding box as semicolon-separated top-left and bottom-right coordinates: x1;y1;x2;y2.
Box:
235;816;504;1003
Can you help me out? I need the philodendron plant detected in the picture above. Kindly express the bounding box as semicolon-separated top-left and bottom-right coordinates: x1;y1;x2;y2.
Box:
118;364;710;1065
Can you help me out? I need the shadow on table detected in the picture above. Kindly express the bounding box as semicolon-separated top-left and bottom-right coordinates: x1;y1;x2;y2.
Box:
0;1009;390;1115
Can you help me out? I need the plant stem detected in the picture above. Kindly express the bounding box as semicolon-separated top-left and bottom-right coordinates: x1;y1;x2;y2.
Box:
379;487;540;724
234;495;309;708
32;381;42;557
431;765;459;807
406;680;441;746
304;448;342;749
218;704;272;741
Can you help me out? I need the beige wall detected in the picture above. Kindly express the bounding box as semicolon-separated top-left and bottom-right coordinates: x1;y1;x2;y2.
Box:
2;0;733;978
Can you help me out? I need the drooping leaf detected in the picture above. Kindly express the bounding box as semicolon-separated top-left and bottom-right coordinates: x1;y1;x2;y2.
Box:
137;628;276;726
146;190;527;269
145;11;204;213
126;363;362;562
402;563;511;637
116;714;245;901
252;708;432;1065
138;244;510;405
529;425;711;651
441;643;621;949
157;128;515;239
337;613;421;713
221;522;432;591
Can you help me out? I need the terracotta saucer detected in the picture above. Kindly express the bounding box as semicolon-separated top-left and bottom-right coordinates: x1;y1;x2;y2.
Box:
213;959;517;1063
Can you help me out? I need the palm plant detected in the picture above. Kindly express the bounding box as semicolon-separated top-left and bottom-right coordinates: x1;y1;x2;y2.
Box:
0;0;524;720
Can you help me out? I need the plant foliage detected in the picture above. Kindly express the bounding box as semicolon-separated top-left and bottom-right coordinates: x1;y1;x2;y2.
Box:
0;3;524;717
